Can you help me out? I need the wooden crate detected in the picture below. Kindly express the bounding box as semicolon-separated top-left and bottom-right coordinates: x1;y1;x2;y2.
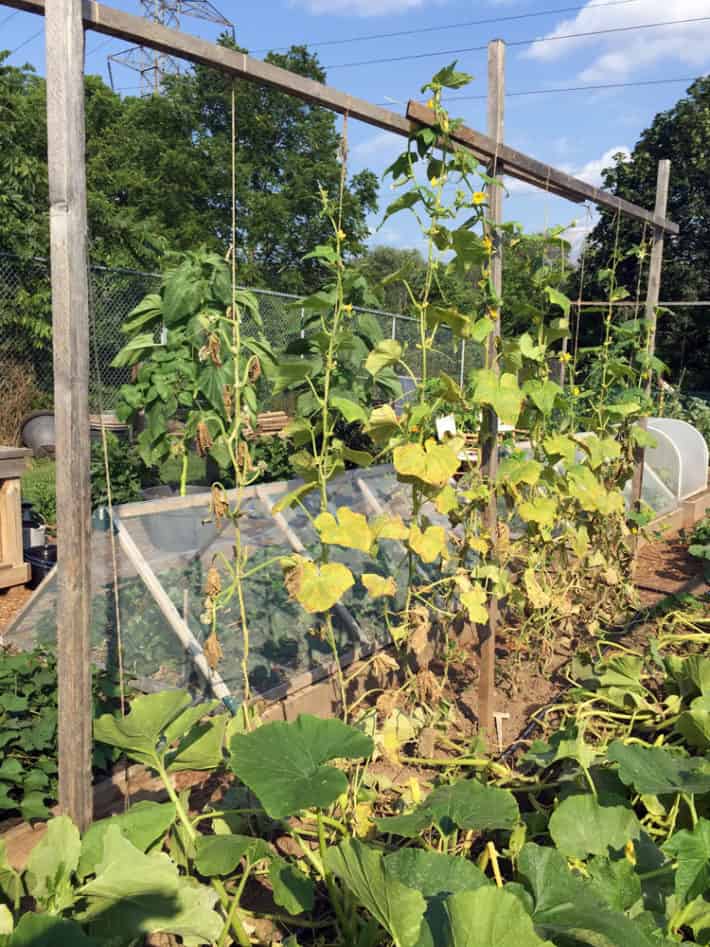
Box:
0;447;32;589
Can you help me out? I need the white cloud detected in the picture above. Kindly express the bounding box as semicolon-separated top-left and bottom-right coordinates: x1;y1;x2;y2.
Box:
502;145;629;196
567;144;631;187
353;130;402;159
293;0;428;15
524;0;710;80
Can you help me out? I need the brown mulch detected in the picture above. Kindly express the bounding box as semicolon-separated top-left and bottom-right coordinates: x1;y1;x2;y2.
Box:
634;536;708;596
0;585;32;635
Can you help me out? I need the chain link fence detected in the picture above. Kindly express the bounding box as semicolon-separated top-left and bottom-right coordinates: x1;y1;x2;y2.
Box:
0;253;478;434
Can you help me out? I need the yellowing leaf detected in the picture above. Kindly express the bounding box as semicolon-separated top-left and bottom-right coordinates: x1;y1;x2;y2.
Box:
435;483;459;514
315;507;374;553
372;514;409;542
567;465;624;515
497;456;543;487
460;582;488;624
523;569;551;609
362;574;397;598
574;434;621;470
365;339;403;376
518;496;558;528
469;537;489;555
365;404;401;446
284;557;354;613
394;438;460;487
272;481;318;513
409;524;447;563
471;370;524;427
543;434;577;465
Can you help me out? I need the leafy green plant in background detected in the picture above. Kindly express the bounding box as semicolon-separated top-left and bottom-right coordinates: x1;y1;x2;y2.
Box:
19;461;56;529
0;649;120;822
687;514;710;579
112;248;274;493
658;387;710;448
89;433;143;509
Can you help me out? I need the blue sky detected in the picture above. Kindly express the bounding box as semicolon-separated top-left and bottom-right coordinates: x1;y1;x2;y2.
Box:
3;0;709;254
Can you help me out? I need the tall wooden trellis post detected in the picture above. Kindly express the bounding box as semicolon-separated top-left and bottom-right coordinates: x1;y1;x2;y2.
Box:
478;39;505;740
4;0;677;820
45;0;94;830
630;159;671;512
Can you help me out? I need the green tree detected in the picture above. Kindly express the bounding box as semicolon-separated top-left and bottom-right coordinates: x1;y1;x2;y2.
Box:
86;41;378;291
0;43;378;286
579;76;710;389
356;245;480;314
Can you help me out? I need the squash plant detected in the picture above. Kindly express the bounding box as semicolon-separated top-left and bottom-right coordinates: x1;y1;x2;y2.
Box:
2;614;709;945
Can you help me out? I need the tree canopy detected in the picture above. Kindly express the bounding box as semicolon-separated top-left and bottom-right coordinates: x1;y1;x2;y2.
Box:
0;43;378;292
580;76;710;390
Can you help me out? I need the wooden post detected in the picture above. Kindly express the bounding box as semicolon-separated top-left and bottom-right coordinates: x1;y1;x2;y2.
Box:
478;39;505;740
630;160;671;511
45;0;93;830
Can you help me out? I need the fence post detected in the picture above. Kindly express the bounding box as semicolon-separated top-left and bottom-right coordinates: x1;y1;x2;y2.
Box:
45;0;93;830
391;314;397;340
478;39;505;739
630;159;671;512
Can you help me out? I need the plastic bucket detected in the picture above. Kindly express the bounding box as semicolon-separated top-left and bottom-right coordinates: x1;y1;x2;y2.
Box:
25;544;57;589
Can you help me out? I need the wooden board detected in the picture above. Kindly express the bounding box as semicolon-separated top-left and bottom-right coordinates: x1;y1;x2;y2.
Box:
407;101;679;235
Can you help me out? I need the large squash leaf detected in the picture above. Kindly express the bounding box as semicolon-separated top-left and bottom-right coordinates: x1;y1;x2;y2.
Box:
94;691;217;768
376;779;518;837
230;715;373;818
518;843;654;947
9;914;97;947
385;849;488;947
607;741;710;795
325;839;426;947
443;886;552;947
79;826;222;946
663;819;710;904
25;816;80;913
548;793;640;859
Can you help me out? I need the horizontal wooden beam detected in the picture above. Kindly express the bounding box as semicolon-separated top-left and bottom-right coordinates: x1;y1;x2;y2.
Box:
4;0;678;235
407;101;679;235
4;0;417;134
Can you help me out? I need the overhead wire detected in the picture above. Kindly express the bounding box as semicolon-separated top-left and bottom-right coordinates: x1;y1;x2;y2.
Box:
0;10;19;29
252;0;644;53
326;15;710;70
436;75;700;104
8;27;43;56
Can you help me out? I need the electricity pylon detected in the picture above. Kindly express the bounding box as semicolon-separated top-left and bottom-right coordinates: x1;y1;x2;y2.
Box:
108;0;234;96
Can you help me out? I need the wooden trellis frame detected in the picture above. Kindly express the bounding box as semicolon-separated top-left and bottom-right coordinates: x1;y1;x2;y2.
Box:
1;0;676;826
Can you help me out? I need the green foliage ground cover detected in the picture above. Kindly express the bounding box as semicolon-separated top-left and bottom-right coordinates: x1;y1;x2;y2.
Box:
0;649;121;822
1;609;709;945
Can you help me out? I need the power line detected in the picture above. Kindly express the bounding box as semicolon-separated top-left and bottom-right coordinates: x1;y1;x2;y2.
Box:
437;75;700;104
327;15;710;70
252;0;643;54
9;28;43;57
87;37;113;56
0;10;19;29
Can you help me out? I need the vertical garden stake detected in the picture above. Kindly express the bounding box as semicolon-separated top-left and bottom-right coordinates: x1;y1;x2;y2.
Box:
45;0;93;830
478;39;505;739
630;159;671;513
